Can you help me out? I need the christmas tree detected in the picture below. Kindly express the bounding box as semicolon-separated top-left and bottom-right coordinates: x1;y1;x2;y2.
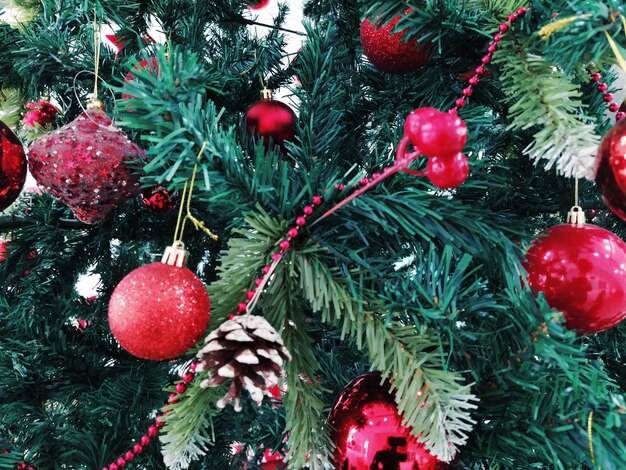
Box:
2;0;626;469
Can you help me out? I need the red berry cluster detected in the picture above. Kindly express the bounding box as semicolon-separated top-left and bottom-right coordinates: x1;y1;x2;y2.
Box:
454;7;528;111
589;71;626;121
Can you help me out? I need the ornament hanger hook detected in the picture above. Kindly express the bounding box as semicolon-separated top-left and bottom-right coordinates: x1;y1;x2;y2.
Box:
567;179;586;226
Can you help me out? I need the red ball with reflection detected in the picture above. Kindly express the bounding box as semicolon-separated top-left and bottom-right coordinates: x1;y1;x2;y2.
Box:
245;96;296;154
360;10;432;74
0;120;27;212
524;223;626;334
328;372;446;470
595;117;626;221
141;186;177;212
108;262;211;360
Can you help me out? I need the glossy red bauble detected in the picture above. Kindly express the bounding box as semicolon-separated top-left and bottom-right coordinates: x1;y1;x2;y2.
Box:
412;112;467;158
245;97;296;153
108;262;211;360
360;11;432;74
595;117;626;221
426;153;469;189
141;186;177;212
524;223;626;334
329;372;446;470
247;0;270;9
0;120;27;212
28;107;144;224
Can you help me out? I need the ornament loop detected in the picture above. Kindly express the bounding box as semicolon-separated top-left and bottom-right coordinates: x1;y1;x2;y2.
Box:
567;206;586;227
161;241;189;267
260;88;273;100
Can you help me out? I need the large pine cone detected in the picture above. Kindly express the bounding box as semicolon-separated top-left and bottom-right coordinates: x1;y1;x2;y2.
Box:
196;314;291;411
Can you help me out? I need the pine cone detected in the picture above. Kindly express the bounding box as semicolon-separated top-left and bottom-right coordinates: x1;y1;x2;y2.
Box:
196;314;291;412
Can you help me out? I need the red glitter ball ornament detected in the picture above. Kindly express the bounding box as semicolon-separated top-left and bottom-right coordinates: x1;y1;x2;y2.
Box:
28;102;144;224
245;89;296;154
0;240;8;261
123;57;160;100
329;372;447;470
108;257;211;360
247;0;270;10
360;10;432;74
595;117;626;221
23;100;59;128
141;186;177;212
0;120;27;212
524;223;626;334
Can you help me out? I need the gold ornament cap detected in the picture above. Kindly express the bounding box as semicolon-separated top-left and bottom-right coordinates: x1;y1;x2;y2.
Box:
161;241;189;267
86;98;104;111
260;88;273;100
567;205;586;227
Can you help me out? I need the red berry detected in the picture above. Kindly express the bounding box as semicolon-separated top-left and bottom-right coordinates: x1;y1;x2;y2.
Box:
462;87;473;96
182;372;194;383
287;228;299;238
338;184;345;190
116;457;126;467
591;72;601;82
148;425;159;436
124;451;135;461
488;43;497;53
403;107;441;144
618;112;626;120
133;444;143;454
610;103;619;112
238;302;248;312
168;393;178;403
481;55;492;64
140;435;151;446
359;177;369;186
455;98;466;108
246;290;256;300
190;361;199;372
603;93;614;102
279;240;290;251
597;83;608;92
296;216;306;226
271;252;282;261
475;65;485;75
413;113;467;157
303;205;313;215
175;383;186;394
517;7;527;15
493;33;503;42
263;265;271;274
255;277;264;287
156;415;166;426
109;464;118;470
426;153;469;189
312;195;322;205
499;23;509;32
507;13;517;22
468;76;479;86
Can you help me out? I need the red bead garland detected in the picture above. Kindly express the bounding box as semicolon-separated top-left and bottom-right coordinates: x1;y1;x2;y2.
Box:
589;71;626;121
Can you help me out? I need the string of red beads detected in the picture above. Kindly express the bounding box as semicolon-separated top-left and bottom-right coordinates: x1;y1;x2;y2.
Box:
589;71;626;121
454;7;527;110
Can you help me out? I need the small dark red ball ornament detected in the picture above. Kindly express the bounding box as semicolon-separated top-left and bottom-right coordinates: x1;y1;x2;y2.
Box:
329;372;446;470
360;10;432;74
108;243;211;360
28;101;144;224
141;186;177;212
0;240;8;261
524;221;626;334
0;120;27;212
23;100;59;128
247;0;270;10
245;89;296;154
426;153;469;189
595;117;626;221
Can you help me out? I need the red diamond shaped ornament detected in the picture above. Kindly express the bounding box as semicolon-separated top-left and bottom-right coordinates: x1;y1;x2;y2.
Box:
28;104;144;224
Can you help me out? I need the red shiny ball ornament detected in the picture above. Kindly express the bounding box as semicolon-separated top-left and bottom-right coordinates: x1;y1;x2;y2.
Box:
0;120;27;212
524;223;626;334
245;96;296;153
141;186;177;212
360;10;432;74
247;0;270;9
595;117;626;221
329;372;446;470
108;262;211;360
412;113;467;158
28;107;144;224
426;153;469;189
